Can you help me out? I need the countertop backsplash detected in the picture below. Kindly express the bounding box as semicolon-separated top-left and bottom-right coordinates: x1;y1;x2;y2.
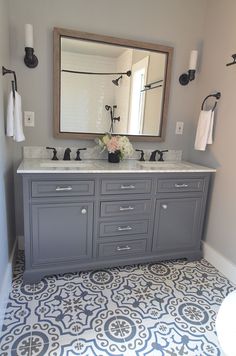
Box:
23;146;182;162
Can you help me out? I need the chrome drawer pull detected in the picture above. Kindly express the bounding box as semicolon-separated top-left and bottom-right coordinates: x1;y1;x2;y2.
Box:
117;226;132;231
119;206;134;211
174;183;189;188
81;208;87;214
55;186;72;191
120;184;135;189
162;204;168;210
117;245;131;251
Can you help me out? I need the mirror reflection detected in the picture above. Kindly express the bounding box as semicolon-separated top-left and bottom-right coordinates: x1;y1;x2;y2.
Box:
54;28;173;140
60;37;167;136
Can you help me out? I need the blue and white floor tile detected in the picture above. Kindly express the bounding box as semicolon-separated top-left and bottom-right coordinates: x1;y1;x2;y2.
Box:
0;253;235;355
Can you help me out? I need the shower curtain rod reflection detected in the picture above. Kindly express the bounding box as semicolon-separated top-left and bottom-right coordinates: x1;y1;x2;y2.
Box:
61;69;132;76
141;79;163;92
141;84;162;93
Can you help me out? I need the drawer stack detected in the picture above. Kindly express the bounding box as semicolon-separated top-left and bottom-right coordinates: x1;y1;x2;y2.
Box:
97;178;154;258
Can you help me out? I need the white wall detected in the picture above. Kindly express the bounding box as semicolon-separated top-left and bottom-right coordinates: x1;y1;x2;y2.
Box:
129;50;166;135
114;49;133;133
61;51;116;133
0;0;16;320
189;0;236;265
143;53;166;134
8;0;207;235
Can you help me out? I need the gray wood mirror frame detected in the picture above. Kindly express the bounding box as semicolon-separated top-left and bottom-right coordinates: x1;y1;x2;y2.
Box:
53;28;173;141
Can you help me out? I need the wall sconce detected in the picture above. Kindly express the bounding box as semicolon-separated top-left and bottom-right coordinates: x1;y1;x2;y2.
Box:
24;24;38;68
179;50;198;86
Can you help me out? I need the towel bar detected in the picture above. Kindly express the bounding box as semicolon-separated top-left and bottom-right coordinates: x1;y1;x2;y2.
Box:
226;54;236;66
201;92;221;111
2;66;18;98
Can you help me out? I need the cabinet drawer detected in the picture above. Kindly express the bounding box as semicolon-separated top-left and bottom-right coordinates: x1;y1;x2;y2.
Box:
100;200;151;217
99;219;149;237
101;179;152;195
98;239;147;257
32;180;94;197
157;178;204;193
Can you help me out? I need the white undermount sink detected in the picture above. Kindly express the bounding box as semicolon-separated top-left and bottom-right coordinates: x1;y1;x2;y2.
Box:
138;161;193;170
40;161;91;168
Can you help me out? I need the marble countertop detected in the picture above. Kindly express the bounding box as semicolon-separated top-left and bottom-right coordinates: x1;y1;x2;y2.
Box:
17;159;216;174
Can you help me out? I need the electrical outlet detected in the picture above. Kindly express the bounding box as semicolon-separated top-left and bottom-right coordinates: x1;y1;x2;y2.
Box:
175;121;184;135
24;111;35;127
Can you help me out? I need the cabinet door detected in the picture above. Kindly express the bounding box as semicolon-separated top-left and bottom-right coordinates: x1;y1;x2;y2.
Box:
153;197;202;252
31;202;93;265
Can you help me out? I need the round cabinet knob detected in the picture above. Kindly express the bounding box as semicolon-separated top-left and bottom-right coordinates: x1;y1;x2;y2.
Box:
81;208;87;214
162;204;168;210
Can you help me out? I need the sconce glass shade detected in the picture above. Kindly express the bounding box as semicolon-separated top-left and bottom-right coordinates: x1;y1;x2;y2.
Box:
24;24;38;68
25;24;34;47
179;50;198;86
189;50;198;70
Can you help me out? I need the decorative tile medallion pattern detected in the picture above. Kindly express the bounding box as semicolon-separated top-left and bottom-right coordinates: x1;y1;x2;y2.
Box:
0;252;234;355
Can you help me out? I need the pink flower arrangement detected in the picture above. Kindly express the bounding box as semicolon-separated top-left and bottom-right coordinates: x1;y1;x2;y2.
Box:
106;136;120;153
98;133;134;160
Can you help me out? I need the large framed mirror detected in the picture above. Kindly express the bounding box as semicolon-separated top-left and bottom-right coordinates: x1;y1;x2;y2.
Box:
54;28;173;141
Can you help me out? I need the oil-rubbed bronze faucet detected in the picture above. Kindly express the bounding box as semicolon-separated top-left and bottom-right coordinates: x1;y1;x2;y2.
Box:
46;147;58;160
135;149;145;161
63;148;71;160
75;148;87;161
149;149;168;161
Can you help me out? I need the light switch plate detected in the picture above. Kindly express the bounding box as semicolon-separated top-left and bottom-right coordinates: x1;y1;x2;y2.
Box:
175;121;184;135
24;111;35;127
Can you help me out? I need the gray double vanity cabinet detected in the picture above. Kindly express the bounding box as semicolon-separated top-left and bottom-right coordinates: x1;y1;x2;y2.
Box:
18;159;215;283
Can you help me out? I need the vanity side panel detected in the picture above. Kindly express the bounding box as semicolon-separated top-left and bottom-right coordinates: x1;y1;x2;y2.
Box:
22;175;33;272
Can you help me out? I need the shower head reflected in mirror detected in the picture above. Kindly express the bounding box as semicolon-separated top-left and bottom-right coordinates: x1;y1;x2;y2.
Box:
112;70;131;86
112;75;122;86
105;105;111;111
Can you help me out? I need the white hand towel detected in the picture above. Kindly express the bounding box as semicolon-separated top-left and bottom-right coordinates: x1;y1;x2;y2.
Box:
6;91;14;137
194;110;214;151
6;90;25;142
13;91;25;142
207;110;214;144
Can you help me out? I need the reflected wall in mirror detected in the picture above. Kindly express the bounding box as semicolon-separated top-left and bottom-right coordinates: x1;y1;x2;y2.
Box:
54;28;173;141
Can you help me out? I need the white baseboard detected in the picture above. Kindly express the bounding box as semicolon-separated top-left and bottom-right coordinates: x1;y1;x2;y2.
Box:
18;235;24;250
202;241;236;285
0;241;17;332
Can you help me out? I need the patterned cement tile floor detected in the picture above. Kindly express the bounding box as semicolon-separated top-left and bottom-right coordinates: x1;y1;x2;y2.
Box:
0;251;235;356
